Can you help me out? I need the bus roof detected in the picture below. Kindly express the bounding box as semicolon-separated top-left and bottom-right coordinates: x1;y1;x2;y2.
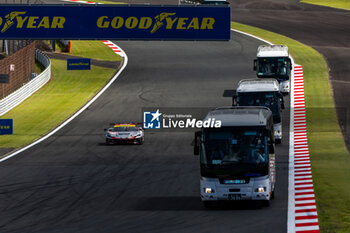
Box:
237;79;280;93
257;45;288;57
204;106;273;127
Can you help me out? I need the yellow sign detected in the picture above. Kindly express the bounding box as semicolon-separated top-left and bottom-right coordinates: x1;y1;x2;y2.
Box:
0;11;66;33
96;12;215;34
0;6;230;40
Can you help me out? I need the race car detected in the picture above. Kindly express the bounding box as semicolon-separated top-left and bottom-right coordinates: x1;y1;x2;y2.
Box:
105;123;144;145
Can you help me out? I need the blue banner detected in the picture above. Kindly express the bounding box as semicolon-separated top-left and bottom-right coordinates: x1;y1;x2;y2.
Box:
0;5;230;40
0;119;13;135
67;58;91;70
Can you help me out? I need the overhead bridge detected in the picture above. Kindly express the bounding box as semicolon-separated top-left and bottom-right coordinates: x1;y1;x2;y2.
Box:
0;4;230;40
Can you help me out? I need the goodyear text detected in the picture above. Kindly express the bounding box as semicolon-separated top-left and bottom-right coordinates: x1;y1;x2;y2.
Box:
96;13;215;34
0;11;65;33
0;5;230;40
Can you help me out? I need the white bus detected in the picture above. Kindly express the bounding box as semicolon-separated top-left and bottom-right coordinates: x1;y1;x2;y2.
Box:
233;79;285;143
194;107;276;207
253;45;292;94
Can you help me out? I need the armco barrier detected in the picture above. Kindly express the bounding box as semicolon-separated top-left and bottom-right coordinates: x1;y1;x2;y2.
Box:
0;49;51;116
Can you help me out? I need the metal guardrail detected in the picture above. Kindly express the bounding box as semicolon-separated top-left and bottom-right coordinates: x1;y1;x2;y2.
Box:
0;49;51;116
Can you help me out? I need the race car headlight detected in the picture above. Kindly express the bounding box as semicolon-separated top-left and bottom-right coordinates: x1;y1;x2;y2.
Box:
204;188;214;194
274;130;281;135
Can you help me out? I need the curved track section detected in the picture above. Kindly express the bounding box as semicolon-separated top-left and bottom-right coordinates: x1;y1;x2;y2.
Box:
0;32;290;233
228;0;350;150
115;0;350;149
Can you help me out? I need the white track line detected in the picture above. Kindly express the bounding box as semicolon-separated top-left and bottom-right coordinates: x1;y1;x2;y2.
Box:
0;42;127;163
0;0;126;162
0;24;319;233
231;29;319;233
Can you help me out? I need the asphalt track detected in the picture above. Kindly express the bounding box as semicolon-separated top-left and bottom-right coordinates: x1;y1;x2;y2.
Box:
0;30;291;232
228;0;350;151
0;0;347;232
120;0;350;150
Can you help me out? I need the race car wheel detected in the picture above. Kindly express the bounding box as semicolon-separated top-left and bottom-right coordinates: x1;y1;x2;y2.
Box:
106;139;111;145
137;139;144;145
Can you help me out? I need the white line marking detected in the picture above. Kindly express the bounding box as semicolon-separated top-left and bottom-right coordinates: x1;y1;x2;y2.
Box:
0;26;318;233
0;42;128;163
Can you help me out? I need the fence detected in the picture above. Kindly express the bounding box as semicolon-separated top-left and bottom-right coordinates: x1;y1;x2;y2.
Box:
0;49;51;116
0;41;36;98
0;40;34;57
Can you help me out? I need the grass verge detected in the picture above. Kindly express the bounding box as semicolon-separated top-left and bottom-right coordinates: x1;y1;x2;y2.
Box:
70;41;122;61
231;22;350;232
35;61;45;73
55;40;122;62
0;59;117;148
300;0;350;10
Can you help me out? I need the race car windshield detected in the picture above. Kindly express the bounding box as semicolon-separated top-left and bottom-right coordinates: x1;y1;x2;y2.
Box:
111;127;138;132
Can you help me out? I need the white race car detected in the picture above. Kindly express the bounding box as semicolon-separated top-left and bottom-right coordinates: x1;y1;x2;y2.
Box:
105;123;144;145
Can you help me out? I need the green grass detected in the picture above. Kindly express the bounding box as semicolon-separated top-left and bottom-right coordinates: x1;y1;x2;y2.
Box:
231;22;350;232
35;61;45;73
71;40;122;61
55;40;122;62
301;0;350;10
0;59;116;148
70;41;121;61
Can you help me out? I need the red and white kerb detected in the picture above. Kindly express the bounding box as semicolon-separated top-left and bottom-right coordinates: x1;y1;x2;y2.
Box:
289;65;320;233
101;40;125;58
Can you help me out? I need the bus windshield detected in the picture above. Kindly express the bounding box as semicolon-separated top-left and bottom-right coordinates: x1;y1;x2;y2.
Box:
201;127;268;166
257;57;289;78
238;92;280;118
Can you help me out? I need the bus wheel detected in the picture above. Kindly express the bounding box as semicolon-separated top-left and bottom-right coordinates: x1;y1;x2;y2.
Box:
263;200;270;207
203;201;214;209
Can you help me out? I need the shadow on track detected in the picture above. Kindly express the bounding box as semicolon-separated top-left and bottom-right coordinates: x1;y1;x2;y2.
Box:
131;197;266;211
